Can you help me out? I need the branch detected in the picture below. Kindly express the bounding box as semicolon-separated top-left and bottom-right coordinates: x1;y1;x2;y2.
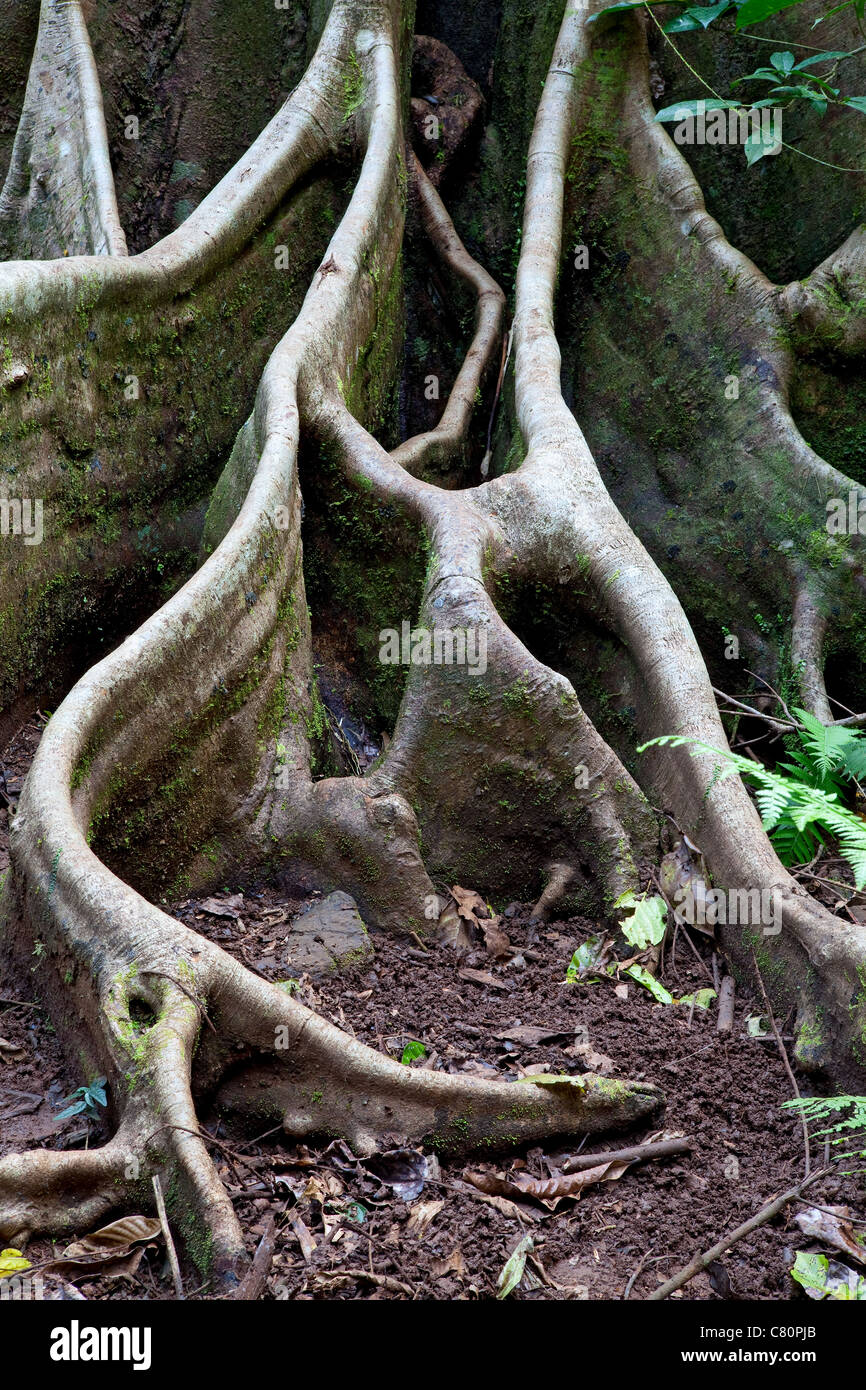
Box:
648;1167;830;1300
390;150;505;476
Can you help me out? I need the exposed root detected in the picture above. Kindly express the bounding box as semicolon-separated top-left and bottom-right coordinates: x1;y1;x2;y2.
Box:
0;0;126;258
791;589;833;723
391;150;505;476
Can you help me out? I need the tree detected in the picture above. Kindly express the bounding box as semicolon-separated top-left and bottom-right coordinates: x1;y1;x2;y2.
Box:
0;0;864;1290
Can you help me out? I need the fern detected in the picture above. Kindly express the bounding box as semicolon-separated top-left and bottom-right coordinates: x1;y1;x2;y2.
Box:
783;1095;866;1169
639;732;866;887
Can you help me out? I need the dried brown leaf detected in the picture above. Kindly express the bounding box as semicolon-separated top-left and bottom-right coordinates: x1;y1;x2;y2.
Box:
464;1161;630;1210
406;1199;445;1237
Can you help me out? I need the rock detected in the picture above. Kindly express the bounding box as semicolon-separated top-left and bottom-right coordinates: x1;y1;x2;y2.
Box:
285;891;374;976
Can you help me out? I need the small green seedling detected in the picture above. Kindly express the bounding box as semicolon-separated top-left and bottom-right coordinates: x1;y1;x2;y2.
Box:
55;1076;108;1122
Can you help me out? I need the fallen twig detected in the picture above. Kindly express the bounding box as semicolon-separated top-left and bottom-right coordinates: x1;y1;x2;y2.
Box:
716;975;735;1032
152;1173;184;1299
562;1136;691;1174
623;1245;657;1300
234;1215;277;1300
750;947;810;1176
648;1167;830;1301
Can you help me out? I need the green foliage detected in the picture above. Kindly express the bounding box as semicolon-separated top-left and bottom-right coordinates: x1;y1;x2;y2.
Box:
55;1076;108;1122
614;889;668;949
784;1094;866;1166
400;1040;427;1064
640;719;866;885
594;0;866;167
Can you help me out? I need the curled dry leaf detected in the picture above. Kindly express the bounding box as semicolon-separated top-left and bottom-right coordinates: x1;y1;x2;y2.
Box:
198;894;244;919
457;967;511;992
795;1206;866;1266
406;1199;445;1237
0;1036;25;1063
448;885;512;959
566;1041;616;1074
494;1025;572;1047
431;1248;465;1279
38;1214;163;1282
62;1215;162;1260
363;1148;428;1201
464;1160;631;1210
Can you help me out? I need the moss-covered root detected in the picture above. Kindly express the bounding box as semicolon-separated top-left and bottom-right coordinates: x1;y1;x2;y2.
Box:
509;0;866;1082
0;906;661;1289
0;0;126;259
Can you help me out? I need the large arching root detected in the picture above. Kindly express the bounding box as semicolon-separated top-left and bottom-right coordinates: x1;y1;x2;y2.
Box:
4;0;866;1291
0;0;663;1289
547;4;866;1079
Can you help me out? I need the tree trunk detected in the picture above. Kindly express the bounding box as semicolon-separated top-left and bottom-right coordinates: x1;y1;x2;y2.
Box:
1;0;865;1289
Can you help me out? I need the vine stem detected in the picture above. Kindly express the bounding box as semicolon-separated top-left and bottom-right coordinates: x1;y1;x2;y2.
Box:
643;3;866;173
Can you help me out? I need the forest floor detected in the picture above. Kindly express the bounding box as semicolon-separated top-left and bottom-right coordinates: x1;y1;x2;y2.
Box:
1;714;864;1302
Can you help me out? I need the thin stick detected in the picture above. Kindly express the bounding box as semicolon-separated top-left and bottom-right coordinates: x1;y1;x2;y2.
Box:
717;975;735;1032
561;1136;691;1174
234;1216;277;1300
648;1167;830;1301
152;1173;184;1299
623;1245;657;1300
750;947;811;1176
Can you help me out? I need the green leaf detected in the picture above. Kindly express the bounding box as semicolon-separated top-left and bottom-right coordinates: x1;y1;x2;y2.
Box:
843;96;866;112
664;11;706;29
654;98;742;122
744;127;782;162
813;0;858;26
736;0;803;29
400;1040;427;1064
791;1249;866;1299
683;0;732;26
770;50;796;72
497;1235;533;1299
565;933;605;982
587;0;687;22
56;1098;88;1120
624;963;674;1005
615;891;668;949
794;51;849;68
675;988;717;1009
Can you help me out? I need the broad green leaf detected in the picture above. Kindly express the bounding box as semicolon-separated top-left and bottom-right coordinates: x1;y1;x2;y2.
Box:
770;50;796;72
685;1;732;26
655;98;742;121
615;891;668;949
587;0;687;21
745;127;783;162
497;1235;533;1299
791;1249;866;1299
675;988;717;1009
736;0;803;29
813;0;858;25
565;933;605;982
400;1040;427;1064
624;963;674;1005
844;96;866;113
794;51;849;68
664;11;706;29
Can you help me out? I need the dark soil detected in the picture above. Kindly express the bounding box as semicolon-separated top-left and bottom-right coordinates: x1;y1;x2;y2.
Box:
2;712;864;1301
